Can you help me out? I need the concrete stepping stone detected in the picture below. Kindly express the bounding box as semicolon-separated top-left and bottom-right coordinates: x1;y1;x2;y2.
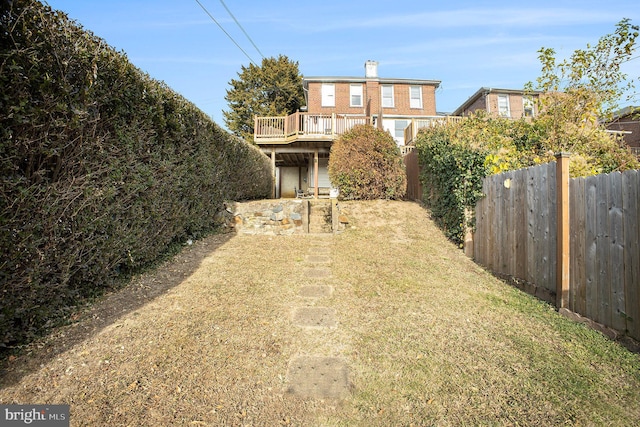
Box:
292;307;336;328
299;285;333;298
309;247;331;254
287;356;350;399
306;255;331;264
304;268;332;279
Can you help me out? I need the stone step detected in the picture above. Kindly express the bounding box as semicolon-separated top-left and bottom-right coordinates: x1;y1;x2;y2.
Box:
308;200;332;233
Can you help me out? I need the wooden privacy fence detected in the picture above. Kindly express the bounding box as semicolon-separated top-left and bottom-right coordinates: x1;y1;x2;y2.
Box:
403;148;422;201
473;157;640;341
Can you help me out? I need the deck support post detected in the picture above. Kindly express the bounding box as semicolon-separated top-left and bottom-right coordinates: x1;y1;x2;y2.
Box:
313;149;319;199
271;148;276;199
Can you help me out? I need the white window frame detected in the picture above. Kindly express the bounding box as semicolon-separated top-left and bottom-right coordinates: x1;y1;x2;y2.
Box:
350;84;363;107
410;86;422;109
394;120;408;139
523;96;534;117
321;83;335;107
497;94;510;117
381;85;394;108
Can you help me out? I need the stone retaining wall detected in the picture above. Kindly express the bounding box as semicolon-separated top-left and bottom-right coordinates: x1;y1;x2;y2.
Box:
233;200;308;235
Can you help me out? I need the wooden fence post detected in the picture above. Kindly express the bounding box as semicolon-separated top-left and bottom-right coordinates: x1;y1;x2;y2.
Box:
556;152;570;308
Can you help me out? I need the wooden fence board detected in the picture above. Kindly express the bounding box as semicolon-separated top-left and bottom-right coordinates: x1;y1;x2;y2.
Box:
533;165;544;287
514;169;527;279
526;166;537;284
485;176;494;270
494;175;503;273
622;170;640;340
584;175;598;321
608;172;626;332
570;177;587;314
596;174;611;326
473;162;639;340
501;171;512;274
547;162;557;292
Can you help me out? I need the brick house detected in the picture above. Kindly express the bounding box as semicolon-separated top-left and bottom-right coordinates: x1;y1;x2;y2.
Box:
254;61;442;198
605;106;640;155
453;87;541;119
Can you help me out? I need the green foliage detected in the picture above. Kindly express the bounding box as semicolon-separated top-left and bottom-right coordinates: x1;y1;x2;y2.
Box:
223;55;304;142
328;125;407;200
0;0;272;351
417;20;640;245
526;19;640;149
416;109;639;244
416;125;487;245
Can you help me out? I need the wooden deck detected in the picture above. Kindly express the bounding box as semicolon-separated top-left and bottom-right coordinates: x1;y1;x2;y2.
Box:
254;113;369;144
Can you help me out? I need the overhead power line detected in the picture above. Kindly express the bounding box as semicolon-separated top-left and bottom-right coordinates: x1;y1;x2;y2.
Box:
219;0;265;60
194;0;257;65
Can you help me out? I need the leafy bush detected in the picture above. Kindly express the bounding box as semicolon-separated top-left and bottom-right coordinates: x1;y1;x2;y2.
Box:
416;110;639;245
0;0;272;351
328;125;406;200
416;126;487;245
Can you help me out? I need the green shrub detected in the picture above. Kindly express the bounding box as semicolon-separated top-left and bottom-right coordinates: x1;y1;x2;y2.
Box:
416;126;487;245
0;0;271;351
416;111;639;246
328;125;406;200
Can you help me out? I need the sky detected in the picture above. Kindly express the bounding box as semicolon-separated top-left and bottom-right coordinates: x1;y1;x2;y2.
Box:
44;0;640;129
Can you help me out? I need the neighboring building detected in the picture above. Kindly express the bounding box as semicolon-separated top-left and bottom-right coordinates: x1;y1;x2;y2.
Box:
453;87;540;119
254;61;442;198
303;61;440;145
605;106;640;155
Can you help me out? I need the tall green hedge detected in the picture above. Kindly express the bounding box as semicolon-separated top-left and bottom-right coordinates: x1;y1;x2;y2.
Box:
416;126;487;245
0;0;272;350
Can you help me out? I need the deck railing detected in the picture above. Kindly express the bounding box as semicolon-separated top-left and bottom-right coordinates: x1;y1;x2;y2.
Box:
254;112;369;143
403;116;465;146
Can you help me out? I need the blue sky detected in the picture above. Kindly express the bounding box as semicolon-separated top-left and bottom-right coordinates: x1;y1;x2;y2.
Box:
45;0;640;128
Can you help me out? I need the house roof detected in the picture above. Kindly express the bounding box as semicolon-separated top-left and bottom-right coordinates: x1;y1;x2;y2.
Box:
303;76;441;89
452;87;542;116
610;105;640;120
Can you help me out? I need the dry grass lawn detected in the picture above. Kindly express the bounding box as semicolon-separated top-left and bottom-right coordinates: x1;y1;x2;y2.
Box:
1;200;639;426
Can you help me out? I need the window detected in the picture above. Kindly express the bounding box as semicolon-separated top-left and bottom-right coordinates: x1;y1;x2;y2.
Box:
321;84;335;107
394;120;408;139
523;96;534;117
350;84;363;107
381;85;394;108
410;86;422;109
497;94;510;117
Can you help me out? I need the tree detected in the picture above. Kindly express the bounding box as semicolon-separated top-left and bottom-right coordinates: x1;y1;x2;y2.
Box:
526;19;639;153
223;55;304;142
328;125;406;200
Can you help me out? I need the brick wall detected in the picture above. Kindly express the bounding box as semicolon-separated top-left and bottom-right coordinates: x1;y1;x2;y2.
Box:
307;81;437;116
460;92;538;119
608;117;640;149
